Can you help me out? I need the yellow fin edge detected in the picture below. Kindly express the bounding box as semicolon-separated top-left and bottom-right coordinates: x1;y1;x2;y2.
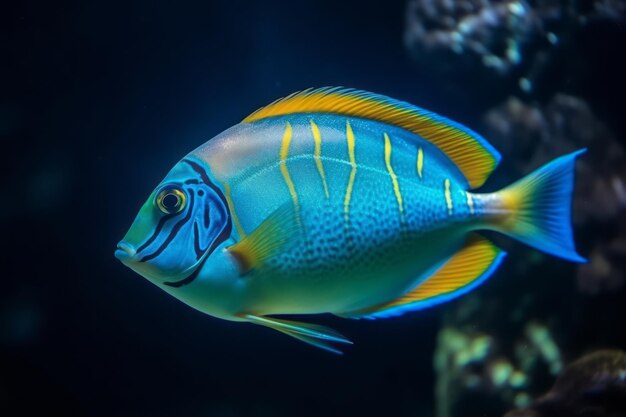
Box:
350;234;505;318
242;88;500;188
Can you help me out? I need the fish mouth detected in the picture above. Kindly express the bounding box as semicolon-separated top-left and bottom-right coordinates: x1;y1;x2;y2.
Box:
115;241;137;262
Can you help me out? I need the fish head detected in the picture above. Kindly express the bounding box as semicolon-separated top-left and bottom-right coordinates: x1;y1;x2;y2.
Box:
115;157;232;286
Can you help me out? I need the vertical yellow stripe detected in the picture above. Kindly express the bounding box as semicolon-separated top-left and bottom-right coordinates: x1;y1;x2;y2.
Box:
343;121;357;223
224;183;246;238
383;133;405;222
466;192;474;215
417;147;424;178
280;122;299;211
310;120;330;199
444;178;453;216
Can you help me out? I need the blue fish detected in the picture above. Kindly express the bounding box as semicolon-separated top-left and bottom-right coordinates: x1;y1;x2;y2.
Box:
115;87;585;353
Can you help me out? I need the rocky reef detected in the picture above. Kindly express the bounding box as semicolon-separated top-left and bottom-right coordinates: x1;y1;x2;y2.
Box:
434;296;626;417
406;1;626;416
433;296;567;417
405;0;541;77
504;350;626;417
405;0;626;98
434;322;561;417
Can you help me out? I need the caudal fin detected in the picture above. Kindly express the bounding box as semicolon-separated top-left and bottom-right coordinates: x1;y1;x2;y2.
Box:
488;150;586;263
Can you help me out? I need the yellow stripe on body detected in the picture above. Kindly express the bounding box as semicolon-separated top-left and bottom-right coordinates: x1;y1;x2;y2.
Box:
343;121;357;223
241;88;499;188
224;183;246;238
309;120;330;199
444;178;453;216
383;133;405;223
466;192;474;215
279;122;300;218
417;147;424;178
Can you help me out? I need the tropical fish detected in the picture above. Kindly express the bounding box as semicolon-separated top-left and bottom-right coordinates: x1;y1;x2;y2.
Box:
115;87;585;354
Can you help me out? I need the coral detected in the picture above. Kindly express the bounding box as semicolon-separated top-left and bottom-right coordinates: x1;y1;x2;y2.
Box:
404;0;626;96
405;0;541;76
434;320;564;417
503;349;626;417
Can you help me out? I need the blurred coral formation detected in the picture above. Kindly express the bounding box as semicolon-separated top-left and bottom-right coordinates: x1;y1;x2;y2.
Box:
405;0;626;91
406;0;626;415
405;0;540;77
504;350;626;417
434;322;563;417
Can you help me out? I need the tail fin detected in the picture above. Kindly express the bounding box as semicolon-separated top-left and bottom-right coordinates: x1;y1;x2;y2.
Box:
487;150;586;263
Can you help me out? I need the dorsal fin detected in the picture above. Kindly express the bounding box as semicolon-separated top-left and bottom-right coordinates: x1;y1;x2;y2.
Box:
242;87;500;188
339;234;506;319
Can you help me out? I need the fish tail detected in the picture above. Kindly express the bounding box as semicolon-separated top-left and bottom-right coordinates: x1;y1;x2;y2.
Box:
483;150;586;263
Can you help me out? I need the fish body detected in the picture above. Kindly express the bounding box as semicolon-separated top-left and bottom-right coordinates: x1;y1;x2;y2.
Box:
195;115;478;315
116;88;585;353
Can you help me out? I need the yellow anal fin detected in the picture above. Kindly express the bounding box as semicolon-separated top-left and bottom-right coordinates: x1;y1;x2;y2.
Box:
242;87;500;188
243;314;353;355
227;203;300;274
341;234;506;319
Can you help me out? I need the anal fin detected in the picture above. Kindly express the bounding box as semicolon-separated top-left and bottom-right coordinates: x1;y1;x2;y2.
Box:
341;234;506;319
243;314;352;355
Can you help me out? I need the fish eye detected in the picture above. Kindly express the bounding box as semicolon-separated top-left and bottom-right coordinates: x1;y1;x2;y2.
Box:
156;186;187;214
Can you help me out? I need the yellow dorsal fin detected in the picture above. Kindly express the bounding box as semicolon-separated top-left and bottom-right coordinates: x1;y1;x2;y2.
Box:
227;203;300;274
343;234;506;319
242;87;500;188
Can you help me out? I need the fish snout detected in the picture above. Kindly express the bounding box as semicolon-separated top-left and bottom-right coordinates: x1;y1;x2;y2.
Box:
115;241;137;262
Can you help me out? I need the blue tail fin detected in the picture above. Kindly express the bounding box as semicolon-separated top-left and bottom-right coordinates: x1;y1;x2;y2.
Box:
490;150;586;263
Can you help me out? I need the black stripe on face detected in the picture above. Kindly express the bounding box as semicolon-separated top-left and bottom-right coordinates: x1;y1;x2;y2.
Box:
182;159;212;184
162;254;207;288
182;159;232;238
140;191;195;262
164;219;231;288
203;205;210;229
136;212;177;254
163;159;232;288
193;221;207;260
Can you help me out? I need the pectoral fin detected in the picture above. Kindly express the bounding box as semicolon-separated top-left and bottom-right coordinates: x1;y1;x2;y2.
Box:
243;314;352;355
227;203;300;274
339;233;506;319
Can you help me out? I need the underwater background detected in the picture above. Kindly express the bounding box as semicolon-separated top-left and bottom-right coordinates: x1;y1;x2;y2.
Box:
3;0;626;416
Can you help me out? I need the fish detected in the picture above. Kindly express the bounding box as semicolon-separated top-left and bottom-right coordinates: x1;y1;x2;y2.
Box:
115;87;585;354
